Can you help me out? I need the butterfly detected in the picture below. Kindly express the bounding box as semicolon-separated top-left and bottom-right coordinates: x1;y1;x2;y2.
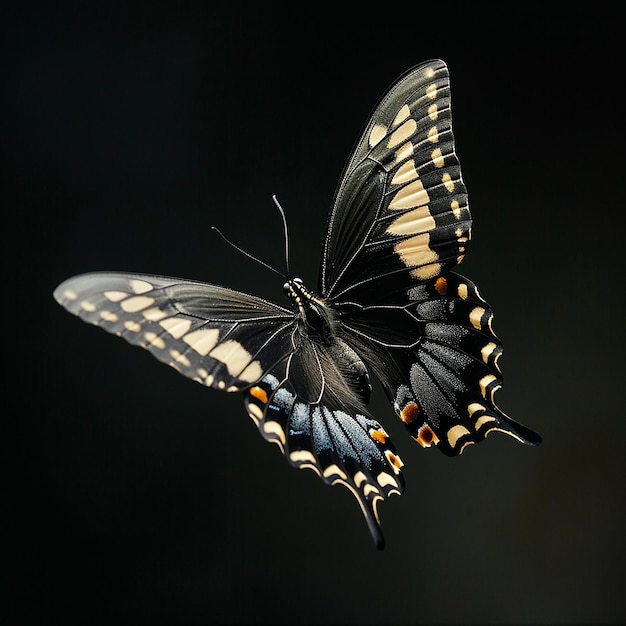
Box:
54;59;541;549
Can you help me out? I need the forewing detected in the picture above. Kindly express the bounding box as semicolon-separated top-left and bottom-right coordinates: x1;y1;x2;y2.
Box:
340;272;542;456
320;59;470;302
54;272;295;391
243;339;405;549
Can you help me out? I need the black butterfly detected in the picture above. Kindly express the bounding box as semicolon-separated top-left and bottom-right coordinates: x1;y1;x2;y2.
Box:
54;59;541;549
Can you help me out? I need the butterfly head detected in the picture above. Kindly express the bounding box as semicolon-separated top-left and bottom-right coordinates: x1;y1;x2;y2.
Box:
282;277;335;343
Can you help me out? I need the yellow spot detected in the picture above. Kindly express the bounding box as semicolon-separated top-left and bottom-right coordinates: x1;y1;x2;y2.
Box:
426;83;437;99
481;342;497;364
431;148;444;167
442;172;454;192
183;328;219;355
129;279;152;294
470;306;485;329
159;317;192;339
457;283;468;299
369;428;388;444
387;119;416;149
479;375;499;400
63;289;78;300
323;464;348;480
467;402;486;416
144;332;165;349
392;104;410;127
99;310;118;322
387;206;436;236
104;290;128;302
238;361;263;383
394;142;414;164
205;374;214;387
290;449;316;465
247;402;263;423
249;386;268;404
197;367;209;378
123;320;141;332
354;471;368;488
475;414;497;430
378;471;400;488
447;424;471;448
363;484;380;497
395;233;439;269
121;295;155;312
451;199;462;219
263;421;286;445
390;160;419;185
428;126;439;143
411;263;442;280
209;340;254;376
428;103;438;120
169;349;190;367
389;179;430;210
80;300;96;312
142;307;167;321
369;123;387;147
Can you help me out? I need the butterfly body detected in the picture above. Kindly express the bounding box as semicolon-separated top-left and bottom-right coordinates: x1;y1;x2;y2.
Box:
54;59;541;549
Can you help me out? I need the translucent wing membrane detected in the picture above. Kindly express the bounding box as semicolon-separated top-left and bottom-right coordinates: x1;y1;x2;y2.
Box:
54;272;295;391
321;59;470;302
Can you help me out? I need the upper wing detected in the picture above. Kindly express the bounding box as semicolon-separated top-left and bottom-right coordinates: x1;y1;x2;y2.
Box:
54;272;295;391
320;59;470;303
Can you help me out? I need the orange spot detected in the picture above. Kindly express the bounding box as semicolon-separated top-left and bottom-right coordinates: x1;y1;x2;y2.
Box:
400;402;420;424
434;276;447;295
249;386;268;404
370;428;388;444
385;450;404;469
415;424;440;448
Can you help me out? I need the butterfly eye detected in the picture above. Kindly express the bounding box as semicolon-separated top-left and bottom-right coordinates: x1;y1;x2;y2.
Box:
293;278;303;284
282;282;291;295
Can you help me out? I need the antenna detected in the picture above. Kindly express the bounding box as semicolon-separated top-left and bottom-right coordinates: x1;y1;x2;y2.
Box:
211;196;293;278
271;194;290;276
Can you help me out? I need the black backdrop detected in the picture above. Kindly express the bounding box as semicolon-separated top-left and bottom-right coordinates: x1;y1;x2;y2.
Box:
4;3;624;624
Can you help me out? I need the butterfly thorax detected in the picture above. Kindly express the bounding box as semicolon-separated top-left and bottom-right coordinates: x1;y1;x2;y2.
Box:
283;277;335;345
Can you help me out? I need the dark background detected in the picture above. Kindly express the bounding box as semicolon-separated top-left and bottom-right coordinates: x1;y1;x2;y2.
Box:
4;3;624;624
